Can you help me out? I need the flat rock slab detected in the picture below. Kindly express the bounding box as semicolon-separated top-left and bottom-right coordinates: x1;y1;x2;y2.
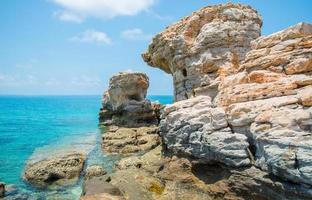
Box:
102;126;160;154
23;152;86;188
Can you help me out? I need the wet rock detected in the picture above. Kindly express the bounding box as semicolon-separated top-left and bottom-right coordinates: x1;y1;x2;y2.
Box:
0;182;5;197
102;126;160;154
99;72;158;127
23;152;86;188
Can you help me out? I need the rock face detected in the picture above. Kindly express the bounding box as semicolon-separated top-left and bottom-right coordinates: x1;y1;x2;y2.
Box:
143;3;262;101
99;72;158;127
102;126;160;154
160;96;250;167
108;145;312;200
24;152;86;188
143;2;312;198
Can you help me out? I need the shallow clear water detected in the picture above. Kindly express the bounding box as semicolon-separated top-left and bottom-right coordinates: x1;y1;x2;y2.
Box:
0;95;173;199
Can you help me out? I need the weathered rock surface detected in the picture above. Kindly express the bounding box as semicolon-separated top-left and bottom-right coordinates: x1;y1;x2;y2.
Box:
107;145;312;200
160;96;250;167
143;3;262;101
23;152;86;188
102;126;160;154
99;72;158;127
143;2;312;197
84;165;107;180
82;164;125;200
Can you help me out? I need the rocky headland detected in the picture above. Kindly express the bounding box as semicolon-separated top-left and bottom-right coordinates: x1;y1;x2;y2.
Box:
88;3;312;200
13;2;311;200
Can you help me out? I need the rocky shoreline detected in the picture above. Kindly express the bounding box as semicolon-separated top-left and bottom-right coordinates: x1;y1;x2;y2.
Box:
91;2;312;199
3;2;311;200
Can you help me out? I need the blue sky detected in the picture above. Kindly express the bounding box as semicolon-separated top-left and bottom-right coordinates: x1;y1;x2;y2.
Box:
0;0;311;95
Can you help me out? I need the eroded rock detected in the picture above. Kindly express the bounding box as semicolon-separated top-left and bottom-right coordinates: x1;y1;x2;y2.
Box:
99;72;158;127
84;165;107;180
23;152;86;188
143;3;262;101
160;96;250;167
143;2;312;195
102;126;160;154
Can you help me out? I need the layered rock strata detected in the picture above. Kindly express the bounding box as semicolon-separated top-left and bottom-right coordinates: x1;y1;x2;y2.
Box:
99;72;158;127
143;3;262;101
102;126;160;154
143;2;312;199
160;96;251;167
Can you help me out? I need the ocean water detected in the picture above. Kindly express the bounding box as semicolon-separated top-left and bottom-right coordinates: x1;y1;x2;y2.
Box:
0;95;172;199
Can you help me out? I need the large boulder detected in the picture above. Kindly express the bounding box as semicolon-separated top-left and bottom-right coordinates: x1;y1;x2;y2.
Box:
99;72;158;127
143;3;262;101
23;152;86;188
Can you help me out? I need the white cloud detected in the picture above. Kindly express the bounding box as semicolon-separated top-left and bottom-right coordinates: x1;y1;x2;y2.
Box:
121;28;152;41
54;10;83;23
52;0;156;22
70;30;112;45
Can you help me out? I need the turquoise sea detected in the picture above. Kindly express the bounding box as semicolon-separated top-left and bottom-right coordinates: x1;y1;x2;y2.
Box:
0;95;173;199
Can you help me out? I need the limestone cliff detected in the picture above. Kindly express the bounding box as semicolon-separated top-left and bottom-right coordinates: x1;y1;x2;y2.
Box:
143;3;262;101
143;3;312;199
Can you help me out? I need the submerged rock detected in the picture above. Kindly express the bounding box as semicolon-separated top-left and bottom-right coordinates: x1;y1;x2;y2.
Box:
102;126;160;154
99;72;158;127
23;152;86;188
0;182;5;197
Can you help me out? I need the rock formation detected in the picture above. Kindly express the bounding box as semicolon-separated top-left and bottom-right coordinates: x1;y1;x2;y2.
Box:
143;3;262;101
82;165;125;200
143;2;312;199
102;126;160;154
99;72;158;127
84;165;107;180
160;96;251;167
99;72;161;159
24;152;86;188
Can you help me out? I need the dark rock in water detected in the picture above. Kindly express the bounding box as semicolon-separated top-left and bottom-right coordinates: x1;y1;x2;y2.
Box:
0;182;5;197
1;184;30;200
23;152;86;188
99;72;159;128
